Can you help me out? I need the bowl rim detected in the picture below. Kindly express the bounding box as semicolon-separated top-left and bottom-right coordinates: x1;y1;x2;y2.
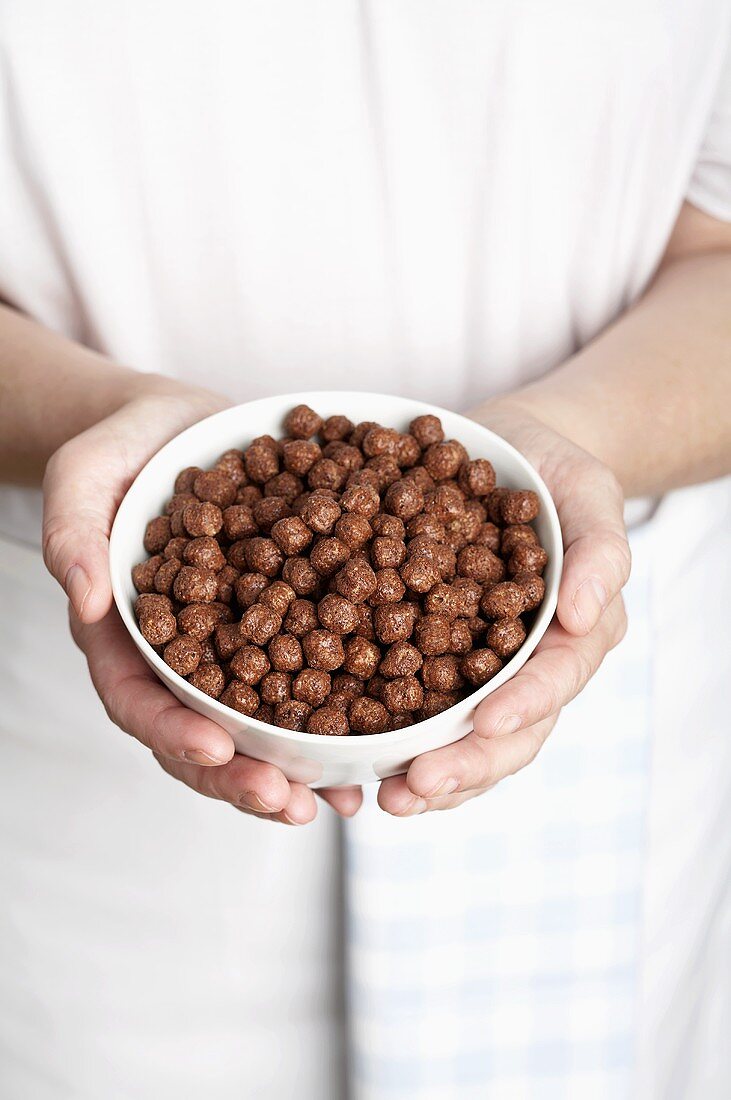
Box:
110;390;563;748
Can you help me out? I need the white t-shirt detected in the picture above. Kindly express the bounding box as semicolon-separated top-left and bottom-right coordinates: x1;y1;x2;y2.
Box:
0;3;729;1098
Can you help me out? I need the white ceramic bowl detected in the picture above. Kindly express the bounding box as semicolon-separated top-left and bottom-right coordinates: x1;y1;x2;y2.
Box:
110;392;562;787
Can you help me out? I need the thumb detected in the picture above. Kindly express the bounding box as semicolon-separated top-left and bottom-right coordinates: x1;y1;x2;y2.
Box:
42;438;116;623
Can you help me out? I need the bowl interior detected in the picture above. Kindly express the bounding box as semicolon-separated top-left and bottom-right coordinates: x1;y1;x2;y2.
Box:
110;391;563;749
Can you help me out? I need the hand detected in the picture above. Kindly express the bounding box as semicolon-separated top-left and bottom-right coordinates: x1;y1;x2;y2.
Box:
42;381;361;823
377;401;631;816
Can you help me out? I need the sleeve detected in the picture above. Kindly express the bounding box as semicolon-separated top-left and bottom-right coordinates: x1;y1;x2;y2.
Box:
686;23;731;222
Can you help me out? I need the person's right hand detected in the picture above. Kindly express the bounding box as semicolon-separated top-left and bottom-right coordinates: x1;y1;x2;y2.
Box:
42;380;362;824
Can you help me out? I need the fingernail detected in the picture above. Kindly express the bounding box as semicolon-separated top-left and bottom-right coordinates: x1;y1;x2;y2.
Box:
494;714;522;737
423;776;460;798
396;796;428;817
183;748;230;766
240;790;279;813
572;576;607;633
65;564;91;617
281;811;306;825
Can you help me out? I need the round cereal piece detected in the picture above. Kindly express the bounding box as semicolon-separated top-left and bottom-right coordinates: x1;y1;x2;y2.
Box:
368;567;406;606
512;571;546;612
508;544;548;576
282;598;319;638
419;690;460;719
322;441;364;473
333;558;377;603
220;681;260;716
242;604;282;646
365;674;386;701
182;501;224;538
264;472;303;504
331;673;366;700
451;577;482;617
389;714;415;730
457;459;496;498
308;458;346;492
163;536;189;561
187;662;226;699
169;508;189;538
340;483;381;519
237;484;264;508
270;515;313;556
414;613;451;656
163;635;202;676
244;537;284;578
175;466;203;493
474;522;502;553
370;514;406;539
214;621;248;660
456;544;505;584
400;555;440;594
343;636;381;680
298;493;342;535
365;456;402;492
486;488;509;525
251;434;280;452
134;592;172;618
268;632;304;672
382;675;424;715
371;536;407;570
230;644;271;685
382;479;424;520
302;629;345;672
397;433;421;468
167;490;198;517
486;618;526;659
334;513;372;550
422;440;466;481
199;637;218;665
460;648;502;686
216;564;240;604
284;404;323;440
345;468;381;494
480;581;526;620
409;414;444;448
273;699;313;730
501;490;540;525
379;641;423;679
421;582;458;620
244;443;280;484
260;671;293;705
183;536;226;573
362;426;400;459
153;558;182;596
292;669;331;708
353;603;375;640
226;540;251;571
501;524;539;556
448;618;473;655
321;414;354;442
424;484;465;523
235;572;269;609
214;449;248;486
349;420;380;448
281;556;320;597
193;469;237;509
307;707;350;736
408;466;436;494
252;496;291;533
258;580;296;617
421;654;465;693
254;703;275;725
349;696;389;735
282;439;322;476
177;602;224;641
317;593;359;634
138;604;177;646
143;515;172;554
173;565;218;604
310;536;350;577
406;514;446;542
373;602;417;645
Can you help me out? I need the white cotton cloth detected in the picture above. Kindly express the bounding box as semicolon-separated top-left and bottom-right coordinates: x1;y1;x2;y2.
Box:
0;2;730;1097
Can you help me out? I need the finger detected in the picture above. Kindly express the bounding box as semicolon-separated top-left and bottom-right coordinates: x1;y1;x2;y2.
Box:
71;606;236;765
471;595;627;738
42;440;117;623
552;463;631;636
155;751;293;814
275;782;319;825
377;773;479;816
318;786;364;817
403;714;559;802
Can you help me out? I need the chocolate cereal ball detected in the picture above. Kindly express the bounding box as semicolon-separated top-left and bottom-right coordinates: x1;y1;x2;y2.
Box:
414;613;451;656
302;629;345;672
422;440;466;481
177;602;225;642
222;504;258;540
298;493;342;535
383;479;424;520
253;496;291;533
270;516;313;556
153;558;182;596
370;514;406;539
382;675;424;715
460;648;502;687
268;632;304;672
340;482;380;518
258;580;297;616
284;404;323;440
334;513;372;550
457;458;496;497
182;501;223;537
283;599;318;639
364;455;401;491
362;426;400;458
373;602;416;645
343;636;381;680
474;522;502;553
214;621;248;660
216;564;240;604
175;466;202;493
400;555;440;594
138;603;177;646
242;604;282;646
322;441;364;473
244;443;279;484
281;556;320;597
397;433;421;468
264;471;303;504
486;618;526;659
349;696;389;734
282;439;322;476
369;568;406;606
173;565;218;604
220;681;260;716
501;490;540;525
448;618;473;655
244;537;284;578
409;414;444;448
317;593;359;634
513;571;546;612
334;557;377;603
501;524;538;556
508;544;548;576
260;671;292;705
456;544;505;585
424;582;460;620
480;581;526;620
292;669;331;708
214;448;247;486
421;654;465;693
273;700;312;731
230;645;271;685
193;469;237;509
371;536;407;569
187;662;226;699
183;536;226;572
307;707;350;736
163;635;202;677
310;536;350;577
143;515;172;554
308;458;346;492
321;414;354;442
419;690;460;719
235;571;269;609
379;640;423;678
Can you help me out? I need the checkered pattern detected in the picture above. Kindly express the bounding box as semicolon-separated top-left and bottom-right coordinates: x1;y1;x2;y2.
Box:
344;525;652;1099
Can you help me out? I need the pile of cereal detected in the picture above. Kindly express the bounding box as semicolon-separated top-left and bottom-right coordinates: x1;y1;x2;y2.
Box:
131;405;548;736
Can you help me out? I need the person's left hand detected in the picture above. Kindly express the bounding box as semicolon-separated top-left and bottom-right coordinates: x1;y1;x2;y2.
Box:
377;402;631;817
